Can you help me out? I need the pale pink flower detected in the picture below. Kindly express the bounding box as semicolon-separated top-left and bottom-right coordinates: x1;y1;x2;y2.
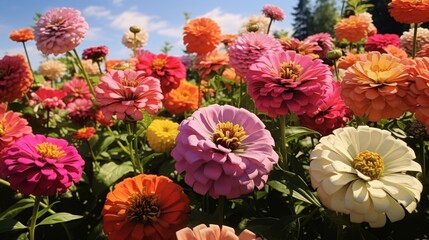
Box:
0;103;32;149
176;224;261;240
95;69;163;121
34;7;88;56
262;5;285;21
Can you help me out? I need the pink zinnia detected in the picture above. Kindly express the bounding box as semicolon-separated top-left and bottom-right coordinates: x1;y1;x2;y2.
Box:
0;103;32;149
299;82;352;136
262;4;285;21
176;224;261;240
30;87;66;110
228;32;283;78
0;134;84;196
66;98;94;124
34;7;89;56
62;77;92;103
365;33;400;52
82;45;109;63
246;50;333;118
171;104;278;199
135;50;186;94
95;69;163;121
305;33;335;59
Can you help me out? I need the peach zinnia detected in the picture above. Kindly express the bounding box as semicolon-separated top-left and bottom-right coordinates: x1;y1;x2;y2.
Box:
195;50;229;80
341;52;412;122
408;57;429;134
183;17;221;55
102;174;190;240
335;15;371;43
0;103;32;149
389;0;429;24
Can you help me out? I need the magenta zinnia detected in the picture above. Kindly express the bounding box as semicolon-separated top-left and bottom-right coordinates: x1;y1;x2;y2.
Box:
95;69;163;121
34;7;89;55
246;50;333;118
0;103;32;149
0;134;84;196
365;33;400;52
82;45;109;63
171;104;278;199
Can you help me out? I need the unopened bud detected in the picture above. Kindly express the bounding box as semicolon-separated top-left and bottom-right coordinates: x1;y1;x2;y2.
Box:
327;49;343;61
129;26;141;34
113;62;132;70
247;24;260;32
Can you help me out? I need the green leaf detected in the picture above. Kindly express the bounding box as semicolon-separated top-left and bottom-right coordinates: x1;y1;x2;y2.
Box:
0;198;35;220
37;212;83;226
97;136;116;154
0;219;27;233
92;161;134;195
284;126;320;143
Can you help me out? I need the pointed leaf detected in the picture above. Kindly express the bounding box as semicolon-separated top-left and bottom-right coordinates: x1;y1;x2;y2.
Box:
92;161;134;195
0;219;27;233
284;126;320;143
0;198;35;220
37;212;83;226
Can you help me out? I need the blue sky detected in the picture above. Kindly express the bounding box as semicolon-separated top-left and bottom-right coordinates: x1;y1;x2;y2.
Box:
0;0;297;69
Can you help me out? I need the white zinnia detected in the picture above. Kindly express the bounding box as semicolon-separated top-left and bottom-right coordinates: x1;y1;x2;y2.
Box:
240;15;270;34
38;59;66;80
121;28;148;49
309;126;422;228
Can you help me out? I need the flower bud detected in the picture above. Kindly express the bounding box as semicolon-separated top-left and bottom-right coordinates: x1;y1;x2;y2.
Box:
327;49;343;61
129;26;141;34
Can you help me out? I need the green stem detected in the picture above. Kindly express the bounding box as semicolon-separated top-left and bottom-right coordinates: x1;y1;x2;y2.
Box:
333;59;340;80
266;19;273;35
336;223;343;240
72;49;96;97
422;138;426;181
22;42;36;84
279;115;288;170
106;126;130;155
29;196;41;240
86;140;100;172
126;121;141;173
132;33;137;57
132;121;143;173
238;78;243;108
45;109;50;131
218;196;225;227
412;23;418;58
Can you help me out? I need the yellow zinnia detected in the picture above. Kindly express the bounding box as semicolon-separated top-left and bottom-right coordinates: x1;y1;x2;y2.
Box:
146;119;179;153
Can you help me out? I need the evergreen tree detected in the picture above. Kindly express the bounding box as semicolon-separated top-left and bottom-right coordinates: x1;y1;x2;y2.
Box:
368;0;408;35
292;0;313;40
310;0;338;36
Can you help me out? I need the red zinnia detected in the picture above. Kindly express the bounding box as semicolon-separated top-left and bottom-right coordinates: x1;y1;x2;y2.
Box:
0;55;33;102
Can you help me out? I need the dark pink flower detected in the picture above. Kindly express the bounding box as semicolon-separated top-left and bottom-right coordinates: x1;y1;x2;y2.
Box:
171;104;278;199
82;45;109;62
30;87;66;110
246;50;333;118
66;98;94;124
0;103;32;149
299;81;352;136
95;69;163;121
0;134;84;196
365;33;400;52
262;4;285;21
62;77;92;103
228;32;283;78
135;50;186;94
34;7;89;56
305;33;335;59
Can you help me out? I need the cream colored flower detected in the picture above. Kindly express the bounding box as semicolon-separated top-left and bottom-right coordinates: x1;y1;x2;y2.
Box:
121;28;148;49
310;126;422;228
240;14;270;34
38;59;66;80
400;27;429;55
82;59;100;75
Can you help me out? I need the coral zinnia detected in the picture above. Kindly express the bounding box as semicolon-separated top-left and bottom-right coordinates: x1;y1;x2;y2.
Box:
62;77;92;103
279;37;322;59
102;174;190;240
0;54;33;102
72;127;96;141
82;45;109;63
95;69;163;121
195;50;229;80
408;57;429;134
228;32;283;78
389;0;429;24
171;104;278;199
183;17;221;55
0;134;84;196
146;119;179;153
135;50;186;94
246;50;333;118
38;59;66;80
0;103;32;149
335;15;371;43
176;224;261;240
310;126;422;228
417;43;429;57
340;52;412;122
30;87;66;110
34;7;89;56
365;34;400;52
9;28;34;42
383;44;408;59
163;80;200;115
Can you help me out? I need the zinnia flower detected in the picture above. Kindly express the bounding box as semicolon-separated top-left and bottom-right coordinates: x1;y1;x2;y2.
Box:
408;57;429;134
183;17;222;55
171;104;279;199
62;77;92;103
337;52;364;70
240;15;270;33
163;80;200;115
135;50;186;94
106;59;126;71
72;127;96;141
95;109;113;127
0;103;32;149
146;119;179;153
279;37;322;59
195;50;229;80
309;126;422;228
340;52;412;122
305;33;335;59
82;45;109;63
335;15;371;43
9;28;34;42
246;50;333;118
66;98;94;124
121;28;148;49
389;0;429;24
82;59;100;75
383;44;408;59
0;134;84;196
365;34;400;52
38;59;66;80
176;224;261;240
0;55;33;102
262;5;285;21
220;34;238;48
30;87;66;110
95;69;163;121
228;32;283;78
102;174;190;240
417;43;429;57
400;27;429;55
34;7;89;56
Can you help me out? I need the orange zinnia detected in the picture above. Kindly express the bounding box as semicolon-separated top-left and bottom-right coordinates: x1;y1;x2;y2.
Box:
105;59;125;71
335;15;371;43
163;80;200;115
389;0;429;24
195;50;229;80
183;17;221;55
102;174;190;240
341;52;412;122
9;28;34;42
407;57;429;134
337;52;363;70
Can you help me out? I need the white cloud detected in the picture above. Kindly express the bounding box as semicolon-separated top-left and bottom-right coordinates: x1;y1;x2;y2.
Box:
83;6;111;18
200;8;245;34
111;0;123;6
85;27;103;41
111;11;169;32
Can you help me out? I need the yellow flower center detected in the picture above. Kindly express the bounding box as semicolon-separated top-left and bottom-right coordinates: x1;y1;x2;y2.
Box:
279;61;303;81
352;150;384;180
0;120;5;136
152;58;167;70
35;142;66;159
121;77;138;87
126;193;161;223
212;121;246;151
